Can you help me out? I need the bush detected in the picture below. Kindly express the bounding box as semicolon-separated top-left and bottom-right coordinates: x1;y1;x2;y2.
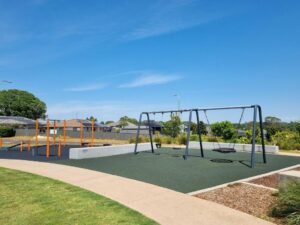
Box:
161;136;173;144
153;132;162;144
190;134;199;141
176;133;187;145
271;131;300;150
0;127;15;137
237;136;250;144
270;181;300;225
211;121;237;140
128;135;149;144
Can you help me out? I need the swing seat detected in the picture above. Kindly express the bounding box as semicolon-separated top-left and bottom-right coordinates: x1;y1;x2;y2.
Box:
212;148;236;153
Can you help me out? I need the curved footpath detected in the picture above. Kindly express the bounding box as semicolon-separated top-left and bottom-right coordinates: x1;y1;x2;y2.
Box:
0;159;274;225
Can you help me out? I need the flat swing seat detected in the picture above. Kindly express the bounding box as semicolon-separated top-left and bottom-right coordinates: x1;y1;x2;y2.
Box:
212;148;236;153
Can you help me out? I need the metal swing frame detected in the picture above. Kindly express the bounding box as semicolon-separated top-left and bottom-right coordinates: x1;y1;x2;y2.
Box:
134;105;266;168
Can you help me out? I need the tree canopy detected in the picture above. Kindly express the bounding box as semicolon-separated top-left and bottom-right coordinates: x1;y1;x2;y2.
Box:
86;116;98;122
162;115;182;138
0;89;46;119
211;121;237;140
119;116;138;126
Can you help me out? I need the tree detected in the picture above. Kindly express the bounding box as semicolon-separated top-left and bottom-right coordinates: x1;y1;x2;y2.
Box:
265;116;281;123
86;116;98;122
190;121;207;135
0;89;46;119
119;116;138;125
211;121;237;140
162;115;181;138
105;120;114;125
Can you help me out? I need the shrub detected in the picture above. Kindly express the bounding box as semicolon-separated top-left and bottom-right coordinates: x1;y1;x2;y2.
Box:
237;136;250;144
0;127;15;137
211;121;237;140
161;136;173;144
189;134;199;141
128;135;149;144
270;181;300;225
153;132;162;144
206;136;221;142
176;133;187;145
271;131;300;150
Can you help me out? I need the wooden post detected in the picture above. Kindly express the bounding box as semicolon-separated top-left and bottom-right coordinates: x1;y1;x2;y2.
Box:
35;119;39;147
91;119;95;146
0;138;2;148
58;141;61;158
63;120;67;145
46;119;50;158
80;120;83;146
27;142;31;152
20;141;23;152
53;120;56;144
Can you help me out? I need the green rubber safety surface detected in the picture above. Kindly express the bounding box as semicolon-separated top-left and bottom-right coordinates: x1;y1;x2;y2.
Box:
56;148;300;193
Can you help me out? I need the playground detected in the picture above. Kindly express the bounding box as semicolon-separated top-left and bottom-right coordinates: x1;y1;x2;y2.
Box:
57;147;299;193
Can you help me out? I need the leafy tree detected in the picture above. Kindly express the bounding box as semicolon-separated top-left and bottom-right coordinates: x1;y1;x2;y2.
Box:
0;89;46;119
86;116;98;122
105;120;114;125
211;121;237;140
264;116;285;141
190;121;207;135
162;115;181;138
265;116;281;123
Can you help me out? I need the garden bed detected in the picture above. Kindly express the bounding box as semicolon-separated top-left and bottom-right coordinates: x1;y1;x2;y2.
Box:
195;183;281;224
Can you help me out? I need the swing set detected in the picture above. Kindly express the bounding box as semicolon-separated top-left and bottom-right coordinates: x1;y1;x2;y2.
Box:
134;105;266;168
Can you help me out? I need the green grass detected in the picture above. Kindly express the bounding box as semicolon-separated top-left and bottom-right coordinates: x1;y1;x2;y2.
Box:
57;148;300;193
0;167;159;225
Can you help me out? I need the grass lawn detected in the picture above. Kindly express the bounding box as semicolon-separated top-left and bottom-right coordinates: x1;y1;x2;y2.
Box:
0;167;158;225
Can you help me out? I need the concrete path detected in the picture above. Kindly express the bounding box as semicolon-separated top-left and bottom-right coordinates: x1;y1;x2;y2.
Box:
0;159;274;225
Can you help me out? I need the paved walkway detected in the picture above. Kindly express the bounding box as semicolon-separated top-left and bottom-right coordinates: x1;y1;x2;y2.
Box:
0;159;274;225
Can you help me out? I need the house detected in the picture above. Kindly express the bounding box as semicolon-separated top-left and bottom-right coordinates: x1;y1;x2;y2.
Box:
120;121;163;135
120;125;149;135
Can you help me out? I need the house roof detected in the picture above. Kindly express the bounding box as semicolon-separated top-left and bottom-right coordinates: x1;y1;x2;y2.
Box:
55;119;100;128
0;116;36;126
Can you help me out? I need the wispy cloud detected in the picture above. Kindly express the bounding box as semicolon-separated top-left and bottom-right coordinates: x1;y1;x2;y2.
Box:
64;83;107;92
123;0;226;40
119;73;181;88
47;100;174;121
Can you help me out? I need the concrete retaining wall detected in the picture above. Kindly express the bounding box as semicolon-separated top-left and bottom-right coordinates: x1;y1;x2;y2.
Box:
189;141;279;153
69;143;156;159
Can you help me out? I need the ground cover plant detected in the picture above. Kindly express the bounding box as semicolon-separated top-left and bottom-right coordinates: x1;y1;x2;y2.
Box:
270;181;300;225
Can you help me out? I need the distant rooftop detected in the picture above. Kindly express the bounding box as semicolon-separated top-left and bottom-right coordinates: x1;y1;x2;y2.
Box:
0;116;36;126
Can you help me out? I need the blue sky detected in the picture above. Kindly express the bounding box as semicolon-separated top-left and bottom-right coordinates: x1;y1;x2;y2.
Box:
0;0;299;122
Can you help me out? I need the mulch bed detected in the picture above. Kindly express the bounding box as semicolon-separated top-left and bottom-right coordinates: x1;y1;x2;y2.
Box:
249;166;300;189
250;174;280;189
196;183;279;224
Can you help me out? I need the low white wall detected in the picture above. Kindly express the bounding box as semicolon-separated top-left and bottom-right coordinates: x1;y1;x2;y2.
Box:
188;141;279;153
69;143;157;159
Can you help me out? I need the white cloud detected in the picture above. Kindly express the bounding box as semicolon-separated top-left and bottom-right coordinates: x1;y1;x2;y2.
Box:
47;100;173;121
64;83;107;92
119;74;181;88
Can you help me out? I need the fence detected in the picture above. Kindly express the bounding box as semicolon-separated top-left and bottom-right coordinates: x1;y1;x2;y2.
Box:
15;129;141;140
